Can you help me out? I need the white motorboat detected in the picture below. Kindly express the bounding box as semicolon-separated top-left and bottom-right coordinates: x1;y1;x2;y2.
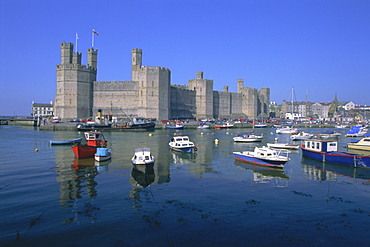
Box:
347;136;370;151
276;126;298;134
169;136;197;153
290;131;313;140
233;131;263;142
131;148;155;165
267;142;300;150
233;146;290;168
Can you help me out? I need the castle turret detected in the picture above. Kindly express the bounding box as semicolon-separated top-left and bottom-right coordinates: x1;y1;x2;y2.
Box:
131;48;142;81
60;42;73;64
88;48;98;69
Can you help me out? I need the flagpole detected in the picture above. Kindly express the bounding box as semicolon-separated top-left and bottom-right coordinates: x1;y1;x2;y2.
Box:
75;32;79;52
92;30;94;48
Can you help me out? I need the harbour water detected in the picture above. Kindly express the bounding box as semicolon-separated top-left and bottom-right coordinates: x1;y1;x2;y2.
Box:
1;125;370;246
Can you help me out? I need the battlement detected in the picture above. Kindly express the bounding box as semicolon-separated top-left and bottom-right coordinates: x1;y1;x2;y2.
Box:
139;66;170;71
56;64;96;72
61;42;73;47
171;84;193;91
94;81;136;84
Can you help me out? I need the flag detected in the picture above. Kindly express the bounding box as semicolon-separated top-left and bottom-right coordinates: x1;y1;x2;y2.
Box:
76;32;79;40
92;29;99;35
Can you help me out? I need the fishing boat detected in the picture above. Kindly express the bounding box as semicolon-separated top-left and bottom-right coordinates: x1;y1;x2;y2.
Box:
131;148;155;165
290;131;313;140
345;126;368;137
50;137;82;145
72;131;107;159
347;136;370;151
214;122;234;129
319;130;341;139
169;136;197;153
94;147;112;162
166;123;184;129
233;131;263;142
233;146;291;168
301;139;370;168
267;142;300;150
276;126;298;134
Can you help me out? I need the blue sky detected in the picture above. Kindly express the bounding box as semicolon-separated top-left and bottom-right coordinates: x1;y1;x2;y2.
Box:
1;0;370;116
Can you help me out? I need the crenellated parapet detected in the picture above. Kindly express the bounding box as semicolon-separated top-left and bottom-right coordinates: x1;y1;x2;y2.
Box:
56;63;96;72
171;84;193;91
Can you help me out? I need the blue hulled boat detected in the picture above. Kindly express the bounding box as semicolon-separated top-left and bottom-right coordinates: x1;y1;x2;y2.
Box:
301;139;370;168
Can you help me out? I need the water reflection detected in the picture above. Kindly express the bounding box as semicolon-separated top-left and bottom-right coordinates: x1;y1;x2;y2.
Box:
302;157;370;182
131;164;155;187
234;160;289;183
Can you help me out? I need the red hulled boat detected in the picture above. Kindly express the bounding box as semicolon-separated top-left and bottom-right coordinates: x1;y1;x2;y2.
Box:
72;131;107;159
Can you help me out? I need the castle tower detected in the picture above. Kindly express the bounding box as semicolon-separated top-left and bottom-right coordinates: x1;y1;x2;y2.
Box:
131;48;142;81
237;79;244;93
54;42;97;119
188;72;214;119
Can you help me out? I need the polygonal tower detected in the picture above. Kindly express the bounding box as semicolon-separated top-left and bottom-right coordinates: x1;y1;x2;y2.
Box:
54;42;97;120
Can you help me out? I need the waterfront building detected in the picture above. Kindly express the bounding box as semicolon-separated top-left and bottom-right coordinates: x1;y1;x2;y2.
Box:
54;42;269;121
31;101;54;118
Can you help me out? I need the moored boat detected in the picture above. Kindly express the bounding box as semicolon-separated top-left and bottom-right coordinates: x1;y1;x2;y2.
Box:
214;122;233;129
50;137;82;145
276;126;298;134
233;146;290;168
301;139;370;168
166;123;184;129
347;136;370;151
345;126;368;137
196;122;210;129
169;136;197;153
131;148;155;165
267;142;300;150
319;130;341;139
94;147;112;162
290;131;313;140
233;131;263;142
72;131;107;159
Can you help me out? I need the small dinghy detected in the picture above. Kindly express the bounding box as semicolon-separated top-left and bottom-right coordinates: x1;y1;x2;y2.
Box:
94;147;112;162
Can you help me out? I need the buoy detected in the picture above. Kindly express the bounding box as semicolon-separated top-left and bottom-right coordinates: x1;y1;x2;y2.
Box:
271;132;274;135
215;139;219;143
148;133;152;136
226;132;229;135
179;133;183;136
35;149;39;152
200;132;204;135
174;133;177;136
274;138;278;142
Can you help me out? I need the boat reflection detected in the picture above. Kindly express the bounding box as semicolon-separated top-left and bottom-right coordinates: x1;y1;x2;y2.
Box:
131;164;155;188
171;151;196;164
234;160;289;182
301;157;370;182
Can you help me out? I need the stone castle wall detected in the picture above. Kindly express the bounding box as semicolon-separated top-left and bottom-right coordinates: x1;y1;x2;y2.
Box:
55;42;270;121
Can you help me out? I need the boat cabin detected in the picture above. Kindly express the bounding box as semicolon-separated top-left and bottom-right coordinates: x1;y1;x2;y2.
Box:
303;140;338;153
84;131;106;146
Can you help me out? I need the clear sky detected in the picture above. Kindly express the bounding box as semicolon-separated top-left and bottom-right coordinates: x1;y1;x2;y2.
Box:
1;0;369;116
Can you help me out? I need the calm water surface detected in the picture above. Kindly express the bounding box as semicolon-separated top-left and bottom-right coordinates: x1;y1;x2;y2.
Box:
1;125;370;246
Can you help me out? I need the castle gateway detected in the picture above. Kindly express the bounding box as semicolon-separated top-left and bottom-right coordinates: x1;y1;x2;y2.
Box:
54;42;270;121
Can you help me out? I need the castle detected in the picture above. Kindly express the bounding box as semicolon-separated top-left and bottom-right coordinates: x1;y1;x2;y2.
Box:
54;42;270;121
